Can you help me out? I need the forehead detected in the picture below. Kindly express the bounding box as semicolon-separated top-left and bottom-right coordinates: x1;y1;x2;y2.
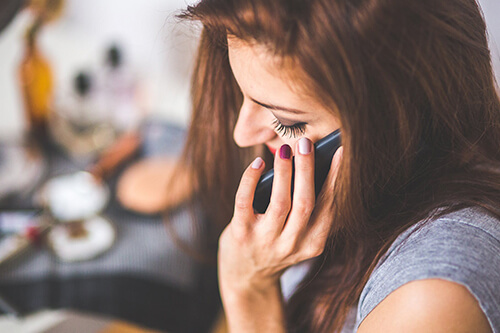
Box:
227;36;341;136
227;37;320;111
227;36;290;79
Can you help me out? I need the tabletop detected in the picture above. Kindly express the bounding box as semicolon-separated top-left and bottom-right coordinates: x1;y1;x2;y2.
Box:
0;120;220;333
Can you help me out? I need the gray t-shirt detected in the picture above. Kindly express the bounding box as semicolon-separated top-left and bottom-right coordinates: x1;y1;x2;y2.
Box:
281;207;500;332
355;207;500;331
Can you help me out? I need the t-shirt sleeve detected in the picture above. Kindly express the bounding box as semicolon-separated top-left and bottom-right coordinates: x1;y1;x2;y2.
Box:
356;209;500;332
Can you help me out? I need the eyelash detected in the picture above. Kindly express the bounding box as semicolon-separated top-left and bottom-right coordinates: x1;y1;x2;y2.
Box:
271;119;306;138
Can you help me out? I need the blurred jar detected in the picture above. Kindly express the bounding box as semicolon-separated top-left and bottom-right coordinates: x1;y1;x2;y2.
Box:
50;70;116;161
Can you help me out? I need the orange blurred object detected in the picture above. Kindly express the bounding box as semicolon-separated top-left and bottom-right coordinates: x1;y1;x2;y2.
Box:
18;20;53;139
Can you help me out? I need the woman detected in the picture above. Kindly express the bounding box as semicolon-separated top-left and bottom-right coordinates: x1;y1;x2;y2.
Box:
177;0;500;331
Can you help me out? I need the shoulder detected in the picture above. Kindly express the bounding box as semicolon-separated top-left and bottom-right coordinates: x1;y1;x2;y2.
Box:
357;278;492;333
356;207;500;332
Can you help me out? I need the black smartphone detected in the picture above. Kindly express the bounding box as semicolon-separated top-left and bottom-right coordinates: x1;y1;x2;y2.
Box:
253;129;342;214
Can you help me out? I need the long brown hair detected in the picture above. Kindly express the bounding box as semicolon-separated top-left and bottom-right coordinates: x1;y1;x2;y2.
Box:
179;0;500;331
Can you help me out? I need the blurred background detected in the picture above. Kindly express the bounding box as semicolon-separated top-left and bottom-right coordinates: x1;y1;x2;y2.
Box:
0;0;498;332
0;1;222;333
0;0;499;139
0;0;199;140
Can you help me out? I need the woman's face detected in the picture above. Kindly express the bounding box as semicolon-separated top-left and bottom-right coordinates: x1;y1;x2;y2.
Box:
228;37;340;155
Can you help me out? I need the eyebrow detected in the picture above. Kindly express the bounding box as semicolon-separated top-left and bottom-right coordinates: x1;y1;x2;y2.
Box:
250;97;307;114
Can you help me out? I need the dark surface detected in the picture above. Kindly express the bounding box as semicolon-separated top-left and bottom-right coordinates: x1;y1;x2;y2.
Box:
0;120;221;332
0;272;220;333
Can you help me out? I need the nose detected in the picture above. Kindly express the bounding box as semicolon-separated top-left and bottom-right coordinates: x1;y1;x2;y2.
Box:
233;99;275;148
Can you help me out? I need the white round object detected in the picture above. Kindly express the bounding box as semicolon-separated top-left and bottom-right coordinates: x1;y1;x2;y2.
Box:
47;215;115;262
45;172;109;222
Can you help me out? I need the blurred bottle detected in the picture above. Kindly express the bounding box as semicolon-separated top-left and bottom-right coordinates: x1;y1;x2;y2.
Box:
99;44;141;132
70;71;108;126
18;19;53;142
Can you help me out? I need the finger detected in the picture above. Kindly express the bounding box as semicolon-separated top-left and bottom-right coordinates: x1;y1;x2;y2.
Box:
265;144;293;228
301;146;344;257
322;146;343;194
282;137;315;238
233;157;265;221
311;146;343;221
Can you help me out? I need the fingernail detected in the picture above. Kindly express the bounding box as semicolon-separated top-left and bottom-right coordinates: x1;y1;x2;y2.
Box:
252;157;264;169
298;138;311;155
279;144;292;160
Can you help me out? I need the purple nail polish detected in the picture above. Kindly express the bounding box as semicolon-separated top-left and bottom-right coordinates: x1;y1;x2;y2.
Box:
280;144;292;160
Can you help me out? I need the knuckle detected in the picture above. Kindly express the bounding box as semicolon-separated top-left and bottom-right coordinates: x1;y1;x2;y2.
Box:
276;242;296;258
305;242;325;258
231;229;248;243
226;222;250;243
271;196;291;209
234;196;250;211
293;199;315;217
269;198;291;217
310;248;324;258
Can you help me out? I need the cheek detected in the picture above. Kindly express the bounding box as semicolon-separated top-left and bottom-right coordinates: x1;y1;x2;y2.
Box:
308;120;342;145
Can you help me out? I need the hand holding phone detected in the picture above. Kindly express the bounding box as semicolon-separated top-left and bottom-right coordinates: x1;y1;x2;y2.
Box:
253;129;342;214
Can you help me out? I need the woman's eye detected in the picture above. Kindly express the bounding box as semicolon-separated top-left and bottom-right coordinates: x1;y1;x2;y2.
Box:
271;119;306;138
